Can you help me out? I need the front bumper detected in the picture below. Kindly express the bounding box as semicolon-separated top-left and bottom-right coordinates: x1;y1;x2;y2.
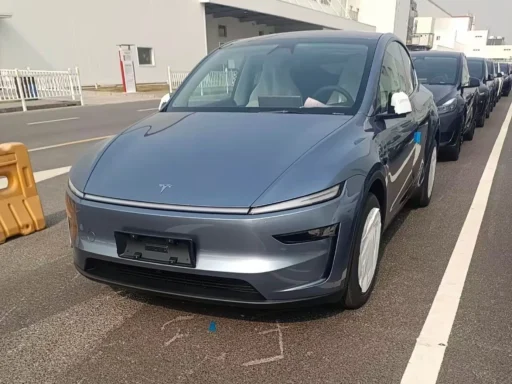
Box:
67;178;363;306
438;109;462;147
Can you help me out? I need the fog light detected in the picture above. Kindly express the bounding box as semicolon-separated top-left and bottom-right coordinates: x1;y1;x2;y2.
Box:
273;224;338;244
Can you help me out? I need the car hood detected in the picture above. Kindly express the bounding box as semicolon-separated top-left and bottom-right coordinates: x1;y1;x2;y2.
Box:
422;84;457;105
83;112;352;208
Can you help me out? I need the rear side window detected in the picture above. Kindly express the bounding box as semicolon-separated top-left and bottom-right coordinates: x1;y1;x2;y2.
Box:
399;46;415;94
377;42;408;112
461;57;470;86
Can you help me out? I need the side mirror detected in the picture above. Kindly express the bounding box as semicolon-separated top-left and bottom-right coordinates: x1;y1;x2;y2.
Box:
468;77;481;88
390;92;413;115
158;93;171;111
376;92;412;120
488;74;495;81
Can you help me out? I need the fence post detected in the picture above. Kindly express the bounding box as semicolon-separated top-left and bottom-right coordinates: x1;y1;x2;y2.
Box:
167;66;173;93
75;67;85;106
225;68;229;94
68;68;76;101
14;68;27;112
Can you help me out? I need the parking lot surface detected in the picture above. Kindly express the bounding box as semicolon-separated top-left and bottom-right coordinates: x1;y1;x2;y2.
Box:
1;99;512;384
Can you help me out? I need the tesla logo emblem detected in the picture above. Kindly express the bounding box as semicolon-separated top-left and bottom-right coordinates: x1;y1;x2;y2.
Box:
159;184;172;193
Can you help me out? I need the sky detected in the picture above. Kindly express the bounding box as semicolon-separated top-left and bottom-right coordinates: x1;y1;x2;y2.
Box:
439;0;511;41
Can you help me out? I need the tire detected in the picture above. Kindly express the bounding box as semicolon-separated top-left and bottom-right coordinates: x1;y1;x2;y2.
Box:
477;110;486;127
464;118;475;141
343;193;382;309
443;128;462;161
411;139;437;208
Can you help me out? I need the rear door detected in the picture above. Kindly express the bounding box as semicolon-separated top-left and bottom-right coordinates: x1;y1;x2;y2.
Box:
376;41;419;216
399;45;428;183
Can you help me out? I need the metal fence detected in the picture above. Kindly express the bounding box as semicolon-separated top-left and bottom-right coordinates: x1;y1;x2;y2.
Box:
167;68;238;94
0;67;84;111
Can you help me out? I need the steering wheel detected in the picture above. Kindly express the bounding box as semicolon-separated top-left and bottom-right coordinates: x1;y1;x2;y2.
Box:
312;85;354;105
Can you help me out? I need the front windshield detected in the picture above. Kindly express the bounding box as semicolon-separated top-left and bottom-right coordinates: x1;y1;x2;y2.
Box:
168;41;374;115
468;60;484;80
412;56;458;85
499;63;509;73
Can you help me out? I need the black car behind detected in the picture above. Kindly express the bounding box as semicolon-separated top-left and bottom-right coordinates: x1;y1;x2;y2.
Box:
412;51;479;161
467;57;491;127
498;62;511;97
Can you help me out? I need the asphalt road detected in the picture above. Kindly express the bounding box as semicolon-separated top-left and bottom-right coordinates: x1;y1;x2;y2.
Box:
1;99;512;384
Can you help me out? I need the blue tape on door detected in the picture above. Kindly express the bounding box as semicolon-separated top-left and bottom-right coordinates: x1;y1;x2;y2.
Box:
414;132;422;144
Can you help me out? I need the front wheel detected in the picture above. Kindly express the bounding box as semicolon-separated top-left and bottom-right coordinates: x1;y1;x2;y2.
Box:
411;139;437;208
464;118;476;141
343;193;382;309
442;127;462;161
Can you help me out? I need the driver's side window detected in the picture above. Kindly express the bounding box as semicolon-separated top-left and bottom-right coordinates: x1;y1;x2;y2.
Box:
377;42;407;113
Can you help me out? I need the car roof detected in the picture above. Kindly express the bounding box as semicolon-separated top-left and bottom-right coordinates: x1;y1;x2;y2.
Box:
410;50;463;58
222;30;386;48
467;57;486;62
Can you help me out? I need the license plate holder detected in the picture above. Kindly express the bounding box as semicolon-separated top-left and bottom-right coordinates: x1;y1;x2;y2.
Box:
115;232;195;267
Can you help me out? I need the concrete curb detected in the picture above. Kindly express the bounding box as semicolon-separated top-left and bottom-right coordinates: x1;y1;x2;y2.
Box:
0;101;81;114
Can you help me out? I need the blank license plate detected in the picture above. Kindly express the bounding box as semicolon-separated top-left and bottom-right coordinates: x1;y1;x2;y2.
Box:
115;232;195;267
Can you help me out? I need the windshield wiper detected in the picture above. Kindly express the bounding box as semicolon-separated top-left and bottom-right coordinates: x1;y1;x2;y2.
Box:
260;109;345;115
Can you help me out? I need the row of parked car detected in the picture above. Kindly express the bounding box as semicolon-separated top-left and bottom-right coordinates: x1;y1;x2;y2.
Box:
69;31;512;310
411;51;511;161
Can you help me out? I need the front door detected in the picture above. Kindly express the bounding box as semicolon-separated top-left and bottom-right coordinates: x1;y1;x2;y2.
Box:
376;41;419;217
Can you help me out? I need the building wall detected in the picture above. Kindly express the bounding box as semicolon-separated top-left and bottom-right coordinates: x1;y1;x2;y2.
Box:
358;0;397;36
416;0;451;18
0;0;208;85
457;30;489;48
465;45;512;60
393;0;411;42
205;16;275;53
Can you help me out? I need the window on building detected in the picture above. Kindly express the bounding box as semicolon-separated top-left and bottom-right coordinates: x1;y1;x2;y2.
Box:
436;36;441;41
476;35;482;38
474;49;480;51
218;25;227;38
137;47;154;66
505;49;511;51
319;0;332;5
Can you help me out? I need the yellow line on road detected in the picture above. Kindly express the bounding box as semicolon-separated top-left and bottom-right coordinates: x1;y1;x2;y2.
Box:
28;136;114;153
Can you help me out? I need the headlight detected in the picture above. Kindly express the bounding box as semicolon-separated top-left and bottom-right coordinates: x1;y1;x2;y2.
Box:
249;184;342;215
437;98;457;114
68;179;84;198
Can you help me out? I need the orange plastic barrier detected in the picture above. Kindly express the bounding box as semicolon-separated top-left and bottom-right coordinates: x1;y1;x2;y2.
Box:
0;143;45;244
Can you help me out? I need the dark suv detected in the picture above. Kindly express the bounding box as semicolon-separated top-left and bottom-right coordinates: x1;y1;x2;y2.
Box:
467;57;492;127
498;62;511;97
487;60;500;109
412;51;480;161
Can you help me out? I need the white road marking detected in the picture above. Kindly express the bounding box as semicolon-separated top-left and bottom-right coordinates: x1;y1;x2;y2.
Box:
164;328;189;346
401;102;512;384
243;322;286;367
0;166;71;189
161;315;194;331
137;107;158;112
0;294;142;382
28;136;113;152
0;306;17;324
27;117;80;126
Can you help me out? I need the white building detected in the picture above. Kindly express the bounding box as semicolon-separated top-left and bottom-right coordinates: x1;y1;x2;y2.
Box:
0;0;411;86
412;15;473;51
